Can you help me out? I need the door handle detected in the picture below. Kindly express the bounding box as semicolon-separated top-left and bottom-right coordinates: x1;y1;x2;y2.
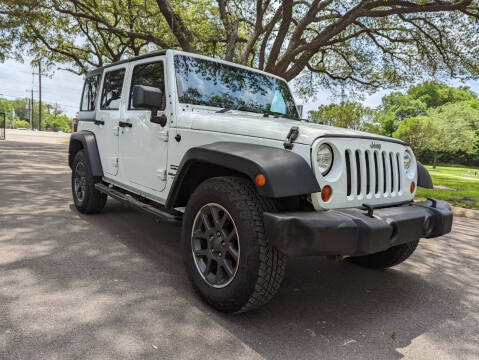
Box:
118;121;132;128
94;120;105;126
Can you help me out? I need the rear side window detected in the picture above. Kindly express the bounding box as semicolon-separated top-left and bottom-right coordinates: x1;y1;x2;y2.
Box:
129;61;165;110
80;75;100;111
100;69;125;110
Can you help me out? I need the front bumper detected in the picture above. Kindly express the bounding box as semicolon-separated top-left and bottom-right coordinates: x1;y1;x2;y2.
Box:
264;199;452;257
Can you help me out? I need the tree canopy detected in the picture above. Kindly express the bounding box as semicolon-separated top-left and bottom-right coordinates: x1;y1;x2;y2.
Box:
308;101;375;131
308;81;479;166
373;81;478;136
393;113;476;167
1;1;479;94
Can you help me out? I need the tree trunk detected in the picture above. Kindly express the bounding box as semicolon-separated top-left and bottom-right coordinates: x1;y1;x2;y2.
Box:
433;152;437;169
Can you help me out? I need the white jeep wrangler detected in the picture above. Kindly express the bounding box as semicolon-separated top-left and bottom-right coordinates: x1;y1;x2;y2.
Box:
69;50;452;313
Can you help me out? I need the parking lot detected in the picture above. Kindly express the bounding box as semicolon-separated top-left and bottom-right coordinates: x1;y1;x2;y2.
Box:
1;131;478;359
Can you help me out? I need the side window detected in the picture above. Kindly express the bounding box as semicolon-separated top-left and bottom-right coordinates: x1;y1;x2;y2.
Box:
100;69;126;110
129;61;165;110
80;75;100;111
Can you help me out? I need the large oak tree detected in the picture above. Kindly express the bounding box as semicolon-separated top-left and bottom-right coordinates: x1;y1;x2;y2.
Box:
1;0;479;94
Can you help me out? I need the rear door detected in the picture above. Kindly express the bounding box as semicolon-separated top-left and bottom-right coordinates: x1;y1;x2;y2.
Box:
95;65;127;176
118;57;169;192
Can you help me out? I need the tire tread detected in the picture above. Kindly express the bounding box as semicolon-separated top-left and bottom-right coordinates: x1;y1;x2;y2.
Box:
222;177;286;313
185;176;286;313
72;150;107;214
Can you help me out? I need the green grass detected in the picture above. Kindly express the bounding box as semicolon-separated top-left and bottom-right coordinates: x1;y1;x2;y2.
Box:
415;164;479;209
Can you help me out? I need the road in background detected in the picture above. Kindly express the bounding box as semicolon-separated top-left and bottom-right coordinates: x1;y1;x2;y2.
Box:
4;129;70;144
1;131;478;359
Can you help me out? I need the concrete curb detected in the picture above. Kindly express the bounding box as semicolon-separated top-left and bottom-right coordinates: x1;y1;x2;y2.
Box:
452;206;479;221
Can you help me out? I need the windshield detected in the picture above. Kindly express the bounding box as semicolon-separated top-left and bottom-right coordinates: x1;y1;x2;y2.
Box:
174;55;299;119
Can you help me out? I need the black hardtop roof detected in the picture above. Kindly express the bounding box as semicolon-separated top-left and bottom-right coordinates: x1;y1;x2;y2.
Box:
86;50;168;77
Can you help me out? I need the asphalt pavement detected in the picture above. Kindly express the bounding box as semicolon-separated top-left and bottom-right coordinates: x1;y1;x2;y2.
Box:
0;131;478;359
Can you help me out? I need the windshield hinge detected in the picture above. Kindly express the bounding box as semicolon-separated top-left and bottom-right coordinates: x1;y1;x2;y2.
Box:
284;126;299;150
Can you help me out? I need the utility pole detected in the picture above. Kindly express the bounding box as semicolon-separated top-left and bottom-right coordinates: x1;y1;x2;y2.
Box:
38;63;42;131
27;97;31;126
31;89;34;129
32;63;46;131
25;89;36;129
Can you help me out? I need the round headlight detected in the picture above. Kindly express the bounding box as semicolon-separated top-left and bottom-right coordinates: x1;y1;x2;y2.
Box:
403;150;417;179
403;152;412;170
317;143;333;175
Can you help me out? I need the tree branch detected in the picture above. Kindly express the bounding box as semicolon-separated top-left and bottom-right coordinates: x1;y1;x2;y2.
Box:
155;0;195;52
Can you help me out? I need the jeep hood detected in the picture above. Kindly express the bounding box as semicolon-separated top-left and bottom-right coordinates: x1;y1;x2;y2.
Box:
185;111;400;146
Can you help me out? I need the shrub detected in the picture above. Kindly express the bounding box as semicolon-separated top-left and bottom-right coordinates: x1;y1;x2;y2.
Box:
13;119;31;129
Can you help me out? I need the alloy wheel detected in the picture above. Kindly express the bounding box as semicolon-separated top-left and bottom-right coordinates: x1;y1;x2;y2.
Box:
191;203;240;288
74;161;87;203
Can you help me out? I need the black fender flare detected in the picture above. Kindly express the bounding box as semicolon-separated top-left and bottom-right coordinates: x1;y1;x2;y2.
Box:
68;131;103;177
417;162;433;189
165;142;320;209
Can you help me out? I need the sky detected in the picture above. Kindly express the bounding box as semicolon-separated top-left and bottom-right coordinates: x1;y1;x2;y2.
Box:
1;58;479;119
0;59;82;117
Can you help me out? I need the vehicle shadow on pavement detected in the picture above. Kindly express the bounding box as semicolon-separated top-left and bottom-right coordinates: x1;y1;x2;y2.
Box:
71;202;478;360
1;140;477;359
208;221;478;360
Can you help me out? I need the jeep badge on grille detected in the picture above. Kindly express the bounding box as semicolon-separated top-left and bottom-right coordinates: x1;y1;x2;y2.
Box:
370;142;381;150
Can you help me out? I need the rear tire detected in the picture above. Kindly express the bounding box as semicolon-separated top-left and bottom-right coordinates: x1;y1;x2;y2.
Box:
182;176;286;313
71;150;107;214
348;239;419;269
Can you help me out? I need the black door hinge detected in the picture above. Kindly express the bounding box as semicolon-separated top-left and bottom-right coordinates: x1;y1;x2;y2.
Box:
284;126;299;150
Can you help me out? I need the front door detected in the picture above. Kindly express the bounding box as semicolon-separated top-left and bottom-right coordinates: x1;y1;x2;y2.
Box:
119;57;169;192
96;65;127;176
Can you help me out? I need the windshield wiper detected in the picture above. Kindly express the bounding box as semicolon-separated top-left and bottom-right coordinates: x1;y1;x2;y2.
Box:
216;106;254;113
263;111;299;120
216;107;299;120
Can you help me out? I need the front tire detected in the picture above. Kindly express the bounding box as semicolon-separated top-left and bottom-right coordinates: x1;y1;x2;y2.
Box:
71;150;107;214
182;177;286;313
348;239;419;269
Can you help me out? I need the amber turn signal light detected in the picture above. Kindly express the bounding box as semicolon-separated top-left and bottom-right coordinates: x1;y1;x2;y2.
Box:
410;181;416;194
321;185;332;202
255;174;266;187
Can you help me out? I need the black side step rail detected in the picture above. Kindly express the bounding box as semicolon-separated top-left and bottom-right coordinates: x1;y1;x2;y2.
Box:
95;183;182;225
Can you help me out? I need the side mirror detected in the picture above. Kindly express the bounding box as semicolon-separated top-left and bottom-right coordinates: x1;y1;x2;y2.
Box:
132;85;167;126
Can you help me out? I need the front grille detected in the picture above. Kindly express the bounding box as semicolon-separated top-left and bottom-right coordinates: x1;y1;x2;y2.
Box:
345;149;402;198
